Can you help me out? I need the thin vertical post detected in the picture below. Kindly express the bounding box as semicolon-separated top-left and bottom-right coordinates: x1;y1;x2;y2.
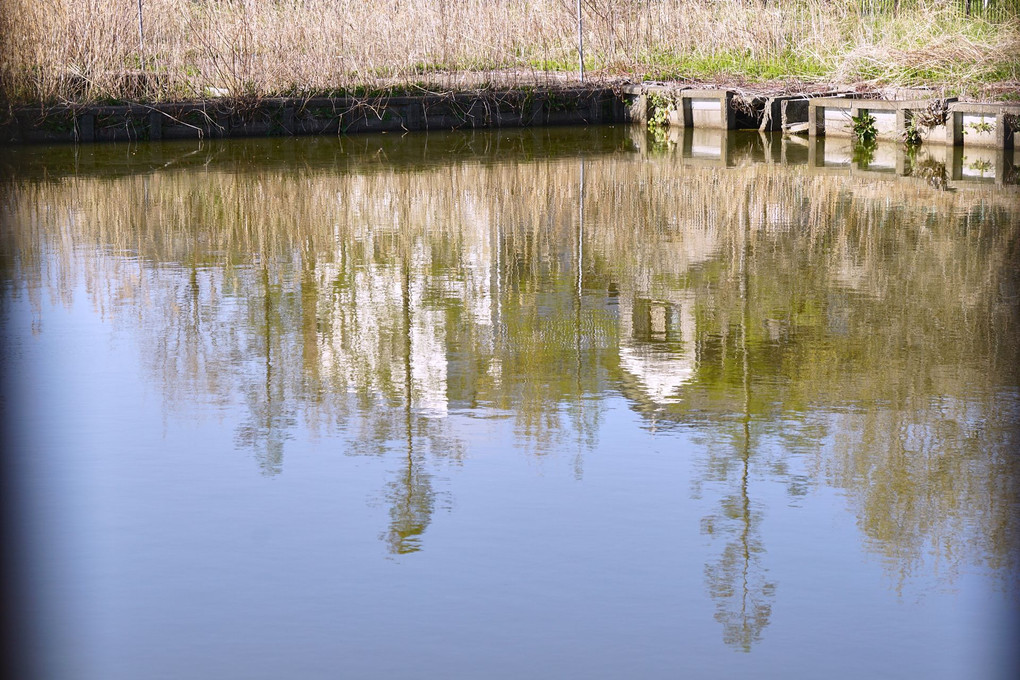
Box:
137;0;145;52
577;0;584;82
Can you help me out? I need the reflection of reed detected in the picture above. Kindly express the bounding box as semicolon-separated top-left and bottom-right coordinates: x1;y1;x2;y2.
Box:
2;147;1018;576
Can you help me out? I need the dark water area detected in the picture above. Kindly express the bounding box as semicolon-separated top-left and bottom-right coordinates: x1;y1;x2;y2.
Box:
1;127;1018;679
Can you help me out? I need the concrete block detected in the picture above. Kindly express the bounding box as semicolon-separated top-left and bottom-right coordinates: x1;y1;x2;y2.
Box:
946;103;1019;149
809;97;854;137
821;103;854;137
626;92;648;125
809;97;974;146
852;99;906;141
679;90;735;130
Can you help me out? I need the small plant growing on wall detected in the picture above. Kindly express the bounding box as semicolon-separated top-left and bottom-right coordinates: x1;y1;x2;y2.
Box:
966;120;994;135
851;110;877;143
902;121;922;147
647;93;676;130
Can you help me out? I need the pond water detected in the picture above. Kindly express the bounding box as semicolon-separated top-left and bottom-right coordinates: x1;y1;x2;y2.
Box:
1;127;1018;680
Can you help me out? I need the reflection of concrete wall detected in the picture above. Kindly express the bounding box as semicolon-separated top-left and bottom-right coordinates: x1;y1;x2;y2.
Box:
618;292;697;404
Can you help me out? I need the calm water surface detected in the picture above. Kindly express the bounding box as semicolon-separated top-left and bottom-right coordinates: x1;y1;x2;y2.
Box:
1;128;1018;679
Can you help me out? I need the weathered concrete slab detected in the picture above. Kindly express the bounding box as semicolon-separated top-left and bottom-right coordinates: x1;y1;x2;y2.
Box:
6;87;1016;150
678;90;736;130
623;85;773;130
947;102;1019;149
758;94;847;132
808;97;928;142
808;97;857;138
809;96;1017;149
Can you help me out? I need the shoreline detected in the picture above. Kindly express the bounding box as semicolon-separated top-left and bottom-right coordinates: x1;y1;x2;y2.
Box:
2;80;1017;149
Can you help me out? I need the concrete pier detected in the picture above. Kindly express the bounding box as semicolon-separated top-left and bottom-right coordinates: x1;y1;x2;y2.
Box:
947;102;1017;148
621;84;811;131
809;97;1018;149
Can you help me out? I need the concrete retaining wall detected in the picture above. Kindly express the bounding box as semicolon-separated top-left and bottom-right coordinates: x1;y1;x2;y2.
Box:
1;89;620;145
5;87;1016;150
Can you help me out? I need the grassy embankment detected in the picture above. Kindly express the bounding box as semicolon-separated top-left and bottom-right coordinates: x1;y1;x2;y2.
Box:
0;0;1018;107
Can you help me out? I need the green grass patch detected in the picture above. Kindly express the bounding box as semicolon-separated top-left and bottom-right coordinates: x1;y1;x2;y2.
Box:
527;56;599;73
641;50;828;82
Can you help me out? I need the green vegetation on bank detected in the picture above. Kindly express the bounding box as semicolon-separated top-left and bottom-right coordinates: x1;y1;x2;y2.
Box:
0;0;1018;107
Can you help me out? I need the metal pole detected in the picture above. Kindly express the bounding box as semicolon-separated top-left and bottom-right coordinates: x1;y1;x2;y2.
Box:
137;0;145;52
577;0;584;82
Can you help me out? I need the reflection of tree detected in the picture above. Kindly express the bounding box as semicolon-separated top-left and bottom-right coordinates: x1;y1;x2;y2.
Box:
825;397;1020;591
700;190;774;650
384;259;435;555
383;446;434;555
701;390;776;652
234;264;294;476
619;164;1020;596
702;481;775;651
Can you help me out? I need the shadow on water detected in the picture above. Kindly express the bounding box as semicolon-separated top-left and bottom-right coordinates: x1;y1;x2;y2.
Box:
1;126;1018;651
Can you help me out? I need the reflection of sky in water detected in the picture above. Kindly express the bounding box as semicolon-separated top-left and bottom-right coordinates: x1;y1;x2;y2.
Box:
1;129;1018;680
